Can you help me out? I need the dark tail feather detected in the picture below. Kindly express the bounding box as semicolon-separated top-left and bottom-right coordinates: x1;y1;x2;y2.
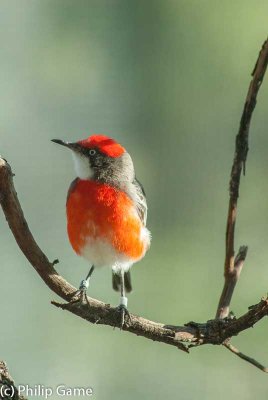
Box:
112;271;132;293
112;273;120;292
124;271;132;293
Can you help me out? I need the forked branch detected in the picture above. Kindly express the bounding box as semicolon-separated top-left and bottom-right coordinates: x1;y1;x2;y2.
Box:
1;156;268;355
216;38;268;319
215;38;268;370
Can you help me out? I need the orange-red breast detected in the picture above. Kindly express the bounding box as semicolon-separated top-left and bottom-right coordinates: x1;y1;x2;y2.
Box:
52;135;151;326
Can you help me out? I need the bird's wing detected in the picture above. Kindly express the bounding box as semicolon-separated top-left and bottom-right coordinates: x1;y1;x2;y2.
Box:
66;178;79;203
133;177;148;226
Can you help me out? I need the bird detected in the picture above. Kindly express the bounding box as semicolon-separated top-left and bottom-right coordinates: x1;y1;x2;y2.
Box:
52;134;151;327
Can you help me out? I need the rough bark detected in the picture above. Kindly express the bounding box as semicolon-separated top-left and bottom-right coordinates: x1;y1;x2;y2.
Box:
0;361;27;400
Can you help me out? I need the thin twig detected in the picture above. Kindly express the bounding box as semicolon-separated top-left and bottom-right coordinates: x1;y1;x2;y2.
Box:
224;341;268;373
216;38;268;319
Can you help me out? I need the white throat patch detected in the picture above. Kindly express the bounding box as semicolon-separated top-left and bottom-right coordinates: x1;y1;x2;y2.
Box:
71;151;93;179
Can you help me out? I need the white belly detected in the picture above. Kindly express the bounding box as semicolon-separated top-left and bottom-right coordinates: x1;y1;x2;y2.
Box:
80;237;133;272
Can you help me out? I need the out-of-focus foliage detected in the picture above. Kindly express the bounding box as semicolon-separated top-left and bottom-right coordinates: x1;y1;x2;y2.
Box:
1;1;268;398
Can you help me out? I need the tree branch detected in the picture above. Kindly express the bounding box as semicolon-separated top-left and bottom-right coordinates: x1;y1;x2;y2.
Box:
216;245;248;319
224;341;268;373
216;38;268;319
0;361;27;400
1;156;268;355
214;38;268;371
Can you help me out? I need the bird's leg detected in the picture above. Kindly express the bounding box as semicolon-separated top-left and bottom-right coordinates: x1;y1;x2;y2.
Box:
78;265;95;303
116;270;130;329
70;265;95;304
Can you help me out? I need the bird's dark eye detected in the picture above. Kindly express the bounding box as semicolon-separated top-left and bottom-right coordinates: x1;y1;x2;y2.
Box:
89;149;96;156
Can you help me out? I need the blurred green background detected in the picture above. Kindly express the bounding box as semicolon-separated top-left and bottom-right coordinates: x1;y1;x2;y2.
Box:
1;0;268;398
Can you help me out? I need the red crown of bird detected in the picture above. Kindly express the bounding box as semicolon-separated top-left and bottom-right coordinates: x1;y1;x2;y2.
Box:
78;134;125;158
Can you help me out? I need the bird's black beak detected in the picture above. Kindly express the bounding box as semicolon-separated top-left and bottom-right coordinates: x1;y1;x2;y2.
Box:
51;139;78;150
51;139;70;147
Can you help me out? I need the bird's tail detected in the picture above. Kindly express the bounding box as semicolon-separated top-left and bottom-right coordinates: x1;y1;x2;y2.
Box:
112;271;132;293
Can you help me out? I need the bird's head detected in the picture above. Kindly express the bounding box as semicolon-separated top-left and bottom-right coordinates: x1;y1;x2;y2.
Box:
52;134;135;182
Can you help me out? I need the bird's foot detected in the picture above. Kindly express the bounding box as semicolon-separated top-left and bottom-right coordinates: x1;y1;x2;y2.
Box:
68;280;90;305
115;297;131;329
